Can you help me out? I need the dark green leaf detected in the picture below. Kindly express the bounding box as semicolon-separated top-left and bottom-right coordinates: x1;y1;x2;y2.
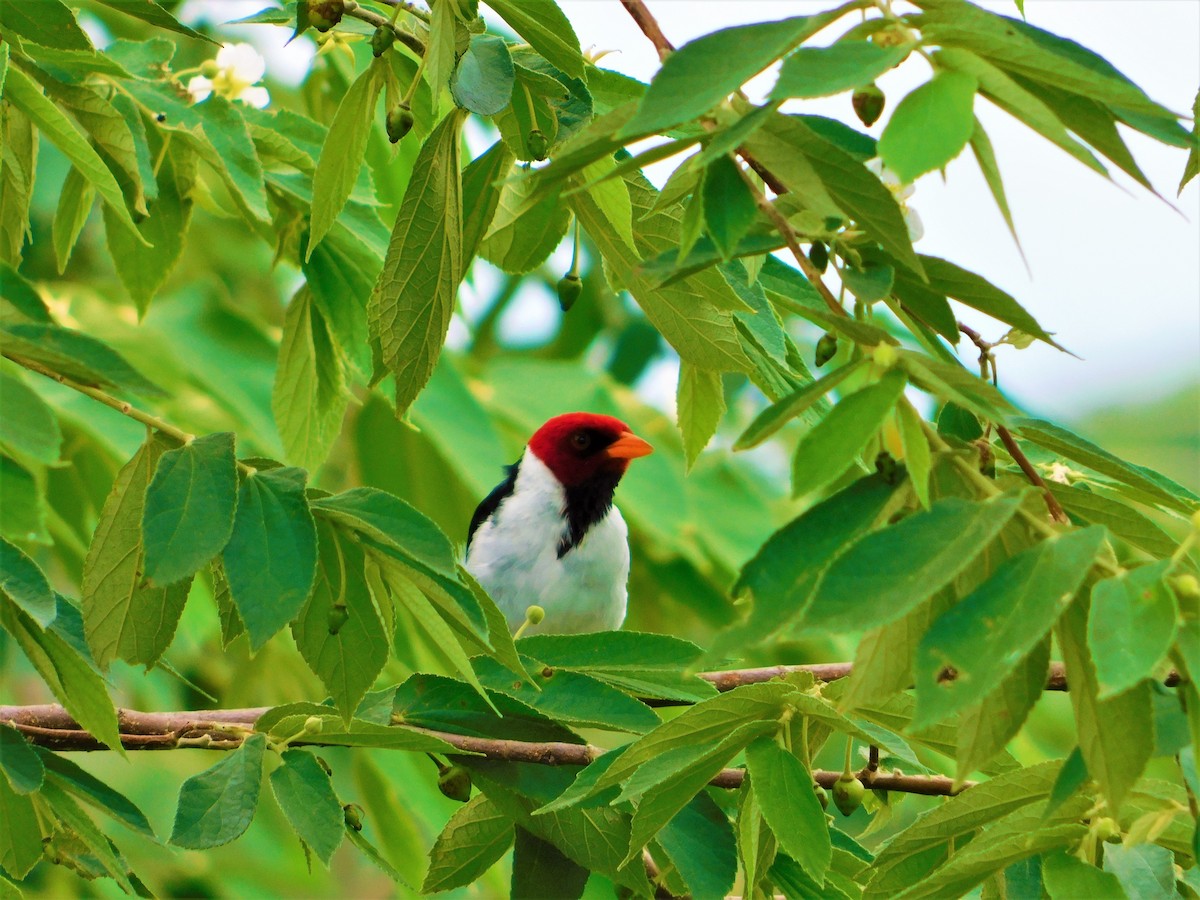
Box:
0;455;46;544
480;166;571;274
919;255;1059;348
461;140;516;264
36;748;154;836
913;526;1105;727
791;370;907;499
0;773;42;878
1042;851;1124;899
0;536;55;627
1180;89;1199;194
223;467;318;650
702;155;759;261
423;793;515;893
34;778;134;891
968;118;1021;250
746;738;830;881
369;109;465;417
0;261;50;321
1088;560;1177;698
170;733;266;849
0;0;91;51
0;322;165;397
891;275;959;341
142;432;238;586
511;826;588;900
52;166;96;274
487;0;585;80
657;791;737;900
394;673;579;744
804;492;1026;635
0;723;43;794
735;359;867;450
269;749;344;865
772;41;911;99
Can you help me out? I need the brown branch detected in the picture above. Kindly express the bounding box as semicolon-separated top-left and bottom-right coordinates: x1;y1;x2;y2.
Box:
618;0;674;57
343;3;425;57
957;323;1070;525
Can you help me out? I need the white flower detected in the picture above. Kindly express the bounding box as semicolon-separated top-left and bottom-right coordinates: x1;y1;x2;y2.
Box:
187;43;270;108
866;158;922;242
1045;462;1074;485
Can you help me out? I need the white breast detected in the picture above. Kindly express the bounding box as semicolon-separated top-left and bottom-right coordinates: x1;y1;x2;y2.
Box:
464;451;629;634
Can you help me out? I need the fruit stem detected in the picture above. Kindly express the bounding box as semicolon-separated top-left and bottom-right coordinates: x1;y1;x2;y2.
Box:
842;736;854;778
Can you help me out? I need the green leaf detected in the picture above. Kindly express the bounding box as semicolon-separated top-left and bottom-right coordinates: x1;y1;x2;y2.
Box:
1;66;144;242
0;773;42;878
461;140;516;263
676;362;725;469
1013;417;1198;513
1102;843;1175;898
0;261;49;321
620;13;844;138
83;437;193;668
52;166;95;274
913;526;1105;727
890;275;960;341
393;673;578;744
702;155;759;261
0;322;165;397
170;733;266;849
1057;593;1153;810
423;0;458;98
790;370;908;499
486;0;585;80
423;793;515;893
896;398;931;508
918;255;1059;349
269;749;344;866
745;738;830;881
0;0;91;50
511;827;589;900
772;41;910;99
1179;89;1199;194
308;59;385;258
36;748;154;836
293;520;389;723
0;455;46;544
480;164;571;274
1089;560;1177;699
735;358;867;450
142;432;238;586
0;536;55;627
223;467;318;651
452;34;514;116
272;288;349;473
968;118;1021;250
901;352;1020;423
1042;851;1124;899
369;109;465;417
302;230;375;379
657;791;737;900
35;777;134;891
879;69;978;183
803;492;1026;635
0;723;43;794
94;0;215;43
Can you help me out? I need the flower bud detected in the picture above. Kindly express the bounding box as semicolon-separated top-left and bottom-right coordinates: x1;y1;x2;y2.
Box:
200;60;219;78
1171;574;1200;601
386;104;414;143
307;0;344;32
527;129;548;161
1090;817;1120;842
872;342;898;369
557;275;582;312
438;765;472;802
852;83;886;127
303;716;324;735
525;604;546;625
370;24;394;57
832;775;866;816
815;331;838;367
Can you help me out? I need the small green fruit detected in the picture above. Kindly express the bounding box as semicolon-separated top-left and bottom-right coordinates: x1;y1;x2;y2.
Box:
1091;817;1120;842
370;24;394;57
438;765;472;802
556;275;582;312
815;331;838;367
814;784;829;810
307;0;344;32
1170;574;1200;601
386;104;414;143
527;129;549;161
342;803;363;830
852;83;886;127
872;342;898;369
199;60;219;79
809;241;829;273
832;775;866;816
302;716;324;735
327;604;349;634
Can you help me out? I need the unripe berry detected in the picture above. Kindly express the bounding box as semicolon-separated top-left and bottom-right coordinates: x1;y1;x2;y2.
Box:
1170;574;1200;601
525;605;545;625
302;716;324;735
386;104;414;143
327;604;349;634
343;803;363;830
370;25;394;57
814;784;829;810
809;241;828;273
557;275;582;312
307;0;344;32
832;775;866;816
852;83;886;127
873;342;898;369
815;332;838;367
1091;817;1120;842
438;765;472;802
527;129;549;161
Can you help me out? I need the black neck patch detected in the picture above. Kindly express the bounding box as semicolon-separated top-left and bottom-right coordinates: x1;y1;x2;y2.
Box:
466;463;519;549
558;471;622;558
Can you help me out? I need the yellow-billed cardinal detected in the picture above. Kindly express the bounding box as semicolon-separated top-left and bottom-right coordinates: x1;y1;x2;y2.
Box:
465;413;653;634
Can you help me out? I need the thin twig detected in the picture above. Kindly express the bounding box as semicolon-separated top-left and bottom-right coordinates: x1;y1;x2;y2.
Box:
344;4;425;56
618;0;674;57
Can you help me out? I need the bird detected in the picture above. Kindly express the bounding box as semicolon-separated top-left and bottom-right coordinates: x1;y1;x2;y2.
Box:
464;412;653;635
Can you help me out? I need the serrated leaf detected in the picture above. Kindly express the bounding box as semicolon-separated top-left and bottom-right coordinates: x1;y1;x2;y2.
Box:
913;526;1105;727
0;723;44;794
1102;842;1175;898
745;738;830;881
480;164;571;274
393;673;577;744
83;437;194;668
423;793;515;893
36;748;154;836
790;370;908;499
511;826;589;900
1042;850;1124;899
735;358;867;450
0;0;91;51
1089;560;1177;698
269;749;343;865
36;778;134;891
369;109;464;416
223;467;318;651
95;0;214;43
308;59;385;258
772;41;911;99
0;773;42;878
486;0;584;80
170;733;265;849
52;166;94;273
803;492;1025;635
657;791;737;900
702;155;758;261
0;536;55;627
676;362;724;469
0;322;164;398
918;255;1059;349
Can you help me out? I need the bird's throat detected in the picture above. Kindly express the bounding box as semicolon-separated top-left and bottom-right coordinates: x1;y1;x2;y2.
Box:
558;471;623;559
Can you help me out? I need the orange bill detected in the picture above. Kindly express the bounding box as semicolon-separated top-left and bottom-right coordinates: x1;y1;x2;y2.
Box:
605;431;654;460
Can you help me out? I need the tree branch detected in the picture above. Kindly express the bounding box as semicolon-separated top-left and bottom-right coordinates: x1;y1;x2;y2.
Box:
618;0;674;57
343;3;425;57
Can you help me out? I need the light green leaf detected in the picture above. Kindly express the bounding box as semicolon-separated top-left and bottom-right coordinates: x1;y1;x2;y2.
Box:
676;362;725;470
803;492;1025;634
52;166;95;274
223;467;318;651
0;723;44;794
35;778;134;891
94;0;215;43
452;34;514;116
745;738;830;881
657;792;737;900
1057;593;1153;810
620;12;846;138
913;526;1105;727
0;535;56;627
772;41;910;99
423;793;515;893
83;437;194;668
480;164;571;274
0;322;165;397
369;109;465;417
879;69;978;183
293;520;389;723
1180;89;1199;195
735;358;867;450
461;140;516;264
919;255;1059;349
968;117;1021;251
36;748;154;836
1;66;144;242
423;0;458;98
1102;843;1175;898
308;59;385;258
0;772;42;878
272;288;349;473
790;370;907;499
0;0;92;51
486;0;585;80
269;749;344;866
702;155;759;261
896;398;931;508
1089;560;1177;698
1042;851;1124;899
142;432;238;586
170;733;265;849
0;455;46;544
1049;479;1179;563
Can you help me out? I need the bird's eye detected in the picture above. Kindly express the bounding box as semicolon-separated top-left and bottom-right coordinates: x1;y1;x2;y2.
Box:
570;432;591;451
